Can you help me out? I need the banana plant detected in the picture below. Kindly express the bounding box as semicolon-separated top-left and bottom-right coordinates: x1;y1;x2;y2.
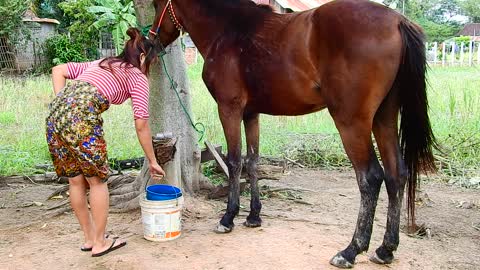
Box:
88;0;137;54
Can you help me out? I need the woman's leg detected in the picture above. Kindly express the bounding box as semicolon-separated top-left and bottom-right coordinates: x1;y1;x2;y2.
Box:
69;175;95;248
86;176;125;254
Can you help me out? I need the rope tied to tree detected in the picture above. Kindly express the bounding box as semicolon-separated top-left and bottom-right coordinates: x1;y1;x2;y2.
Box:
141;25;206;142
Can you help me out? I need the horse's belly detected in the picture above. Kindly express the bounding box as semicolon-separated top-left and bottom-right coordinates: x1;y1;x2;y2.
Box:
252;91;327;116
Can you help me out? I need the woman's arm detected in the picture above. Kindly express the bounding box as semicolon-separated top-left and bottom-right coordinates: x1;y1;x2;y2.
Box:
51;64;68;94
134;119;166;177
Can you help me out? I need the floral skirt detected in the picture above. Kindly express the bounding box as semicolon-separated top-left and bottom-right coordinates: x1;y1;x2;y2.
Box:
46;81;110;180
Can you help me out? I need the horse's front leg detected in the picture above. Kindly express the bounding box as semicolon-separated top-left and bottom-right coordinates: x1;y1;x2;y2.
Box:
215;105;243;233
243;113;262;227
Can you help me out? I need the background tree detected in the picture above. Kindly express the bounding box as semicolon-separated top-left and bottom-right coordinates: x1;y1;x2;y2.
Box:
459;0;480;22
381;0;462;42
32;0;69;32
106;0;202;211
0;0;31;39
59;0;99;60
87;0;138;54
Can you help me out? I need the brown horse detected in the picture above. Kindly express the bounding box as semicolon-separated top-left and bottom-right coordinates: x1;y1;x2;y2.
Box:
149;0;437;268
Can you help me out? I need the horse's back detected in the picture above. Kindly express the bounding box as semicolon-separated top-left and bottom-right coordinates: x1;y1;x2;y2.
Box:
204;0;407;116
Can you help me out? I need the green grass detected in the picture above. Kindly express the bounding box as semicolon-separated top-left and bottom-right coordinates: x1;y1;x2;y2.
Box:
0;64;479;180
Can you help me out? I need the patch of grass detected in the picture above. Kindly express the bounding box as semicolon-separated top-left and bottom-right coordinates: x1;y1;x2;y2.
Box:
201;161;225;186
426;67;480;179
0;111;15;125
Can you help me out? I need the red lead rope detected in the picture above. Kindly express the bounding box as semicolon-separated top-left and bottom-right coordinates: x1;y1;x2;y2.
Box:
149;0;172;36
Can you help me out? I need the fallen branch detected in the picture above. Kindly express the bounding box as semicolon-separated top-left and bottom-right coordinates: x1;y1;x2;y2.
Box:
46;199;70;210
285;157;305;168
290;199;313;206
44;206;71;218
23;175;40;185
47;185;68;200
263;186;317;193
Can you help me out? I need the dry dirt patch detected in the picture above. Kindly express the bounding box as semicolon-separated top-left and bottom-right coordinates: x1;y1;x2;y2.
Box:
0;169;479;270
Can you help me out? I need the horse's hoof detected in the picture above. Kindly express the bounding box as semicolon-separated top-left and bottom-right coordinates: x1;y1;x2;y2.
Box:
369;251;394;265
243;220;262;228
214;223;234;234
330;253;354;269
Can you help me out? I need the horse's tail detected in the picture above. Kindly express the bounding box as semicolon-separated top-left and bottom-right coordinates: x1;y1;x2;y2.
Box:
397;19;437;229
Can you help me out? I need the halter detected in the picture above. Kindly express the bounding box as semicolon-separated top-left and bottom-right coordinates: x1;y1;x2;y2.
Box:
149;0;184;37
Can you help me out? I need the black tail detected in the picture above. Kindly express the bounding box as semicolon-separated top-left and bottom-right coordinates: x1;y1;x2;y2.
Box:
397;19;437;229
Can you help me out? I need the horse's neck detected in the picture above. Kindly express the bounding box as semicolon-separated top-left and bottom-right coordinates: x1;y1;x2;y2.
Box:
176;0;225;57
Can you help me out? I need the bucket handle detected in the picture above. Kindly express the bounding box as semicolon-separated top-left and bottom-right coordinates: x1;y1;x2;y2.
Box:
144;176;181;206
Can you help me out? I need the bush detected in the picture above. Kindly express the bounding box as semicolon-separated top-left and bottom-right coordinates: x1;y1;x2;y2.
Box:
44;34;87;68
59;0;99;60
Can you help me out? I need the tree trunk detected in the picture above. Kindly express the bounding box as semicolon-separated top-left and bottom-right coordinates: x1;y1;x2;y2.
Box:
108;0;201;211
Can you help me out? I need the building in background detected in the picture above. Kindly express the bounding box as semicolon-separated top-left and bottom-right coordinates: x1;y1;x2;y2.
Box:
458;23;480;42
254;0;331;13
0;10;59;72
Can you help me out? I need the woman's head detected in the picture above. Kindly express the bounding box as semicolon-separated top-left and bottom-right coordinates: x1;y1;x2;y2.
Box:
101;28;158;76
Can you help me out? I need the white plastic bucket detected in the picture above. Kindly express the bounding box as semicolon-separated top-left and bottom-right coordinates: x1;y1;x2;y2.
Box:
139;194;184;241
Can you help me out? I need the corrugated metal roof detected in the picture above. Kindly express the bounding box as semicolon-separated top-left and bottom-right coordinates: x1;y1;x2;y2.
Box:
253;0;270;4
275;0;330;11
458;23;480;37
22;10;59;24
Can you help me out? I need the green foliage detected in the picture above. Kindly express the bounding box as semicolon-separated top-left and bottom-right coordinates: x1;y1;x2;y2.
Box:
32;0;69;32
0;0;31;41
44;34;87;67
417;18;462;42
453;35;472;44
459;0;480;22
382;0;462;42
59;0;99;60
88;0;137;54
0;112;16;125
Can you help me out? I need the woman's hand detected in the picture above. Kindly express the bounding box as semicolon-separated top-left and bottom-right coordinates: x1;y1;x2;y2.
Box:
149;161;166;179
134;119;165;179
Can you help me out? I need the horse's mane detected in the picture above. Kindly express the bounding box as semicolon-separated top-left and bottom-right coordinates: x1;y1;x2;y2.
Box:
197;0;274;41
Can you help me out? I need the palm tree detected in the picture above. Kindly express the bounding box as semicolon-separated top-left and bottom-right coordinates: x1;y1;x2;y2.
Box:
88;0;137;53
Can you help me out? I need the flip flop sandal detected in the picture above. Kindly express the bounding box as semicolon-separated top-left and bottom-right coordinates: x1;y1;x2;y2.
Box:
91;239;127;257
80;234;111;252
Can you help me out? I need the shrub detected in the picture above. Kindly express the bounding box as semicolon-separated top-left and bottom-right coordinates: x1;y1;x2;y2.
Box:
44;34;87;68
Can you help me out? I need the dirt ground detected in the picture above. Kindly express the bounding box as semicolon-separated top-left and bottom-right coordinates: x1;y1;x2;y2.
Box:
0;169;479;270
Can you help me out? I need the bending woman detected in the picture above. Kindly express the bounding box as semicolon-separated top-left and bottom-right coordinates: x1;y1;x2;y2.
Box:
46;28;165;257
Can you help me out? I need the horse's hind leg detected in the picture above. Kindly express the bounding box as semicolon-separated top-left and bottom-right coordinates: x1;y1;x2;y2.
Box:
243;113;262;227
370;90;407;264
329;117;385;268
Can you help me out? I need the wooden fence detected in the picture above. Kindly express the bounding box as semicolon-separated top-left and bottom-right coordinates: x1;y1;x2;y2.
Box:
427;41;480;67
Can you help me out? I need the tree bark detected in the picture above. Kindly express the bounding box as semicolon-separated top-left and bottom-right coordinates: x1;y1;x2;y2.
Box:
108;0;201;211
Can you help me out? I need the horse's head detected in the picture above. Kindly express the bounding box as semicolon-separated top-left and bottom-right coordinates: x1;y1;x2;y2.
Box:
149;0;184;49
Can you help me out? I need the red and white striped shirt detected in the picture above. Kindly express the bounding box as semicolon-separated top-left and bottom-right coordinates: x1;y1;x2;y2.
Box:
67;60;150;119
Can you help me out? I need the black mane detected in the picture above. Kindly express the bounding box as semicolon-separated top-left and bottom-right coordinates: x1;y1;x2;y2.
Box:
198;0;274;39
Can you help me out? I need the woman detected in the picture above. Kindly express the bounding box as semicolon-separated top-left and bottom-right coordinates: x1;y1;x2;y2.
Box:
46;28;165;257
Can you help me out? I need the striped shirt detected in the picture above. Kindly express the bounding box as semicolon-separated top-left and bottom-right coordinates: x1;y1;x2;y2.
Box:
66;60;150;119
